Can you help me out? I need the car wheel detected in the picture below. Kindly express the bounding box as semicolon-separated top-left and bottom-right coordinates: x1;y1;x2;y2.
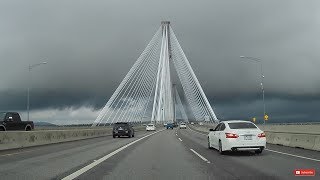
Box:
219;141;225;155
113;135;116;138
118;135;120;138
128;133;132;138
208;138;213;149
255;149;263;154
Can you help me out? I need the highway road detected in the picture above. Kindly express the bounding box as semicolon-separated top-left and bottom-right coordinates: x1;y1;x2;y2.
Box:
0;126;319;180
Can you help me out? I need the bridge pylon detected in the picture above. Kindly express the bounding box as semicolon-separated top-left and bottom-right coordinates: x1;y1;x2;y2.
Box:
92;22;218;126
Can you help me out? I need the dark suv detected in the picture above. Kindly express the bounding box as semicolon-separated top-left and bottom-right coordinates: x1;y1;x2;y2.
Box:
113;122;135;138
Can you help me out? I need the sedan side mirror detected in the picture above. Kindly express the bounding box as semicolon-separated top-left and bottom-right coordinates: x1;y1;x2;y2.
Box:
209;128;214;131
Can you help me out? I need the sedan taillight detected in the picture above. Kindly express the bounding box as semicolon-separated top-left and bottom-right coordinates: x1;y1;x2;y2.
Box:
258;132;266;138
225;133;239;138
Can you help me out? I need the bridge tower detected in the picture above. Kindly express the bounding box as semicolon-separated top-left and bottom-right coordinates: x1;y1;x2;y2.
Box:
151;21;174;124
92;22;218;126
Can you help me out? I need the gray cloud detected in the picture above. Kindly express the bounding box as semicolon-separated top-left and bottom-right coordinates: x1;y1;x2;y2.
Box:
0;0;320;123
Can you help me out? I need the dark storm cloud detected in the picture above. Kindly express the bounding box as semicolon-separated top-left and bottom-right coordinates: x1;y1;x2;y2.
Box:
0;0;320;123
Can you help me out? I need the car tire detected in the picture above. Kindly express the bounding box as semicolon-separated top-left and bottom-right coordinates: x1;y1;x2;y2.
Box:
128;133;132;138
208;138;213;149
219;140;225;155
255;149;263;154
113;135;116;138
118;135;120;138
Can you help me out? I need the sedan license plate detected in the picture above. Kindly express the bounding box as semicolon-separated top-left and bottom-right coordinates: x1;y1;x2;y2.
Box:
244;135;252;140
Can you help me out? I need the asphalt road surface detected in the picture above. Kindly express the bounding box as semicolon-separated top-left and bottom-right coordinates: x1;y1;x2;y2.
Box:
0;126;319;180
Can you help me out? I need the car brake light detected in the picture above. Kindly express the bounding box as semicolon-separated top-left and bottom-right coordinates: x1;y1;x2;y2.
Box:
225;133;239;138
258;132;266;138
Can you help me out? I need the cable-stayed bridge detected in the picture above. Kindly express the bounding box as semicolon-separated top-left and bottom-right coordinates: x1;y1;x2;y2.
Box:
0;22;318;180
93;21;218;126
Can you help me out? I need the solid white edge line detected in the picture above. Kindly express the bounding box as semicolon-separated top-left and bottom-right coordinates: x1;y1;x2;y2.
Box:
187;125;320;163
265;149;320;162
190;148;209;163
62;129;164;180
178;138;182;141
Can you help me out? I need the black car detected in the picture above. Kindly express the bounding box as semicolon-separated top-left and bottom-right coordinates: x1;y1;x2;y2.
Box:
113;122;135;138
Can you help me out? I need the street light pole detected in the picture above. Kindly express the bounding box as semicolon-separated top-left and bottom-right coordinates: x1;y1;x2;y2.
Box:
240;56;266;124
27;62;47;121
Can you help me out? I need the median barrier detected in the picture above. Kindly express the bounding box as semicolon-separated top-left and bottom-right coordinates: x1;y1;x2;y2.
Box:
0;126;146;151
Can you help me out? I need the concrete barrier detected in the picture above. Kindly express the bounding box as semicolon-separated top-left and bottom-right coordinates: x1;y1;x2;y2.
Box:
313;136;320;151
0;126;146;151
289;134;316;149
272;133;292;146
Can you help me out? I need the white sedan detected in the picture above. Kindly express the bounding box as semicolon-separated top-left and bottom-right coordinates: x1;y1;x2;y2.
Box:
179;122;187;129
208;120;266;154
146;124;156;131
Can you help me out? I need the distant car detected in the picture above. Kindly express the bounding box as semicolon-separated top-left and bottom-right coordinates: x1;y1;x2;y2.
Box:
173;122;178;128
146;124;156;131
208;120;266;154
166;123;174;129
199;122;203;126
163;123;167;127
190;122;194;125
179;122;186;129
0;112;34;131
113;122;134;138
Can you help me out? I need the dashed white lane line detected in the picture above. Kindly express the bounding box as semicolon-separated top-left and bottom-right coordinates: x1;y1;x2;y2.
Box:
190;148;210;164
178;138;183;142
62;129;165;180
265;149;320;162
186;125;320;163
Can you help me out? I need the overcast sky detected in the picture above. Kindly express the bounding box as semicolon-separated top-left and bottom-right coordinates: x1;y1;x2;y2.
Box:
1;0;319;124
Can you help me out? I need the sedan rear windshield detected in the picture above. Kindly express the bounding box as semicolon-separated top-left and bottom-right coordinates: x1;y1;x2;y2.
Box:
228;122;257;129
114;123;129;127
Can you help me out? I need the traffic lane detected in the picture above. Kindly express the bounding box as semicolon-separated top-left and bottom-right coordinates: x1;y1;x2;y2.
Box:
179;128;319;180
77;128;225;180
0;130;152;180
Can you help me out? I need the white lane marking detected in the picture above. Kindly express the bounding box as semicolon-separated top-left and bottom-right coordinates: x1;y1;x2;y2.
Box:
178;138;182;142
0;150;35;157
187;125;320;163
265;149;320;162
190;148;210;164
62;129;164;180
